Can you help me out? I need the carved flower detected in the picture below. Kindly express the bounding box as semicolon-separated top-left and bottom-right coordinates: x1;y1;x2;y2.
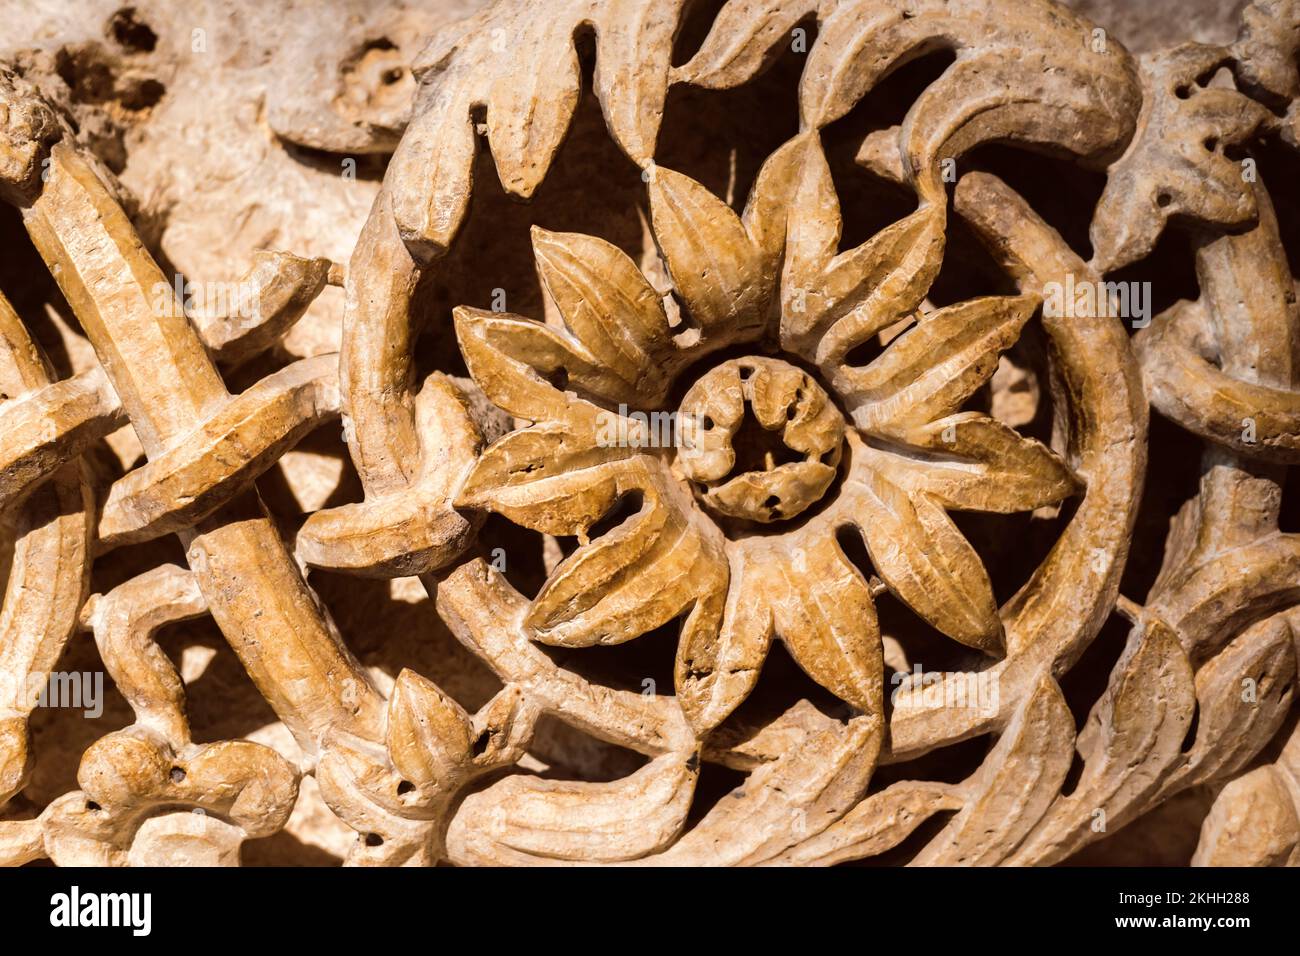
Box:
454;133;1080;736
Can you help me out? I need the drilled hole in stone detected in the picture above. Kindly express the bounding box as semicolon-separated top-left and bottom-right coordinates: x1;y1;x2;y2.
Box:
729;411;803;475
396;780;415;796
107;7;157;52
169;766;186;784
365;833;384;847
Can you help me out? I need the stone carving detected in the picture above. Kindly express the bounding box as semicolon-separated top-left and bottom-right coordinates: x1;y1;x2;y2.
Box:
0;0;1297;867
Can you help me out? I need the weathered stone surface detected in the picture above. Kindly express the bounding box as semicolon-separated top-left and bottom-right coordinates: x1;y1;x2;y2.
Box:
0;0;1298;868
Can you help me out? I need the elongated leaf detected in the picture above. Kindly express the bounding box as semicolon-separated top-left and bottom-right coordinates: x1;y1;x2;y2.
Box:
458;426;640;536
841;295;1036;435
770;531;883;715
1170;615;1295;790
646;714;882;865
446;751;698;865
770;781;962;866
648;167;770;341
532;227;675;405
813;208;945;367
741;133;809;261
912;676;1073;865
780;135;946;362
486;20;582;198
387;92;477;259
592;0;686;164
1009;620;1195;865
455;305;676;421
528;475;728;647
674;0;818;89
676;545;774;735
848;464;1003;653
871;412;1081;513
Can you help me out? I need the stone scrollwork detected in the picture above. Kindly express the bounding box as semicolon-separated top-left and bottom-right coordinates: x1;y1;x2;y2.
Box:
0;0;1298;866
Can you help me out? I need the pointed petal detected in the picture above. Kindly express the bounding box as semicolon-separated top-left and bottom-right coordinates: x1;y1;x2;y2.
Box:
848;464;1003;654
458;422;643;536
875;413;1081;513
648;166;769;341
454;305;647;419
532;227;675;404
841;295;1037;435
778;135;945;361
676;545;773;735
528;467;729;648
675;0;817;89
770;531;883;715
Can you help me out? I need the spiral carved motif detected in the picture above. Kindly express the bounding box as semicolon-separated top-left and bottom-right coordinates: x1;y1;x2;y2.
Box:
0;0;1298;867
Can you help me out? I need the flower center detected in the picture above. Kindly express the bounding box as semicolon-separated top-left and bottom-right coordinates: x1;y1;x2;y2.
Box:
676;357;844;524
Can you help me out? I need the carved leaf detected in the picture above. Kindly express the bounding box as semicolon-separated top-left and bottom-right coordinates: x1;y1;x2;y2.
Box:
769;531;883;716
871;412;1081;513
911;677;1074;865
446;751;698;865
1192;765;1300;867
1010;619;1196;865
648;715;882;865
458;425;634;536
838;295;1037;436
675;545;774;735
532;227;676;406
847;464;1003;654
526;474;728;648
780;134;945;360
385;668;473;789
485;21;583;197
1166;614;1296;790
674;0;818;89
1091;44;1274;272
647;166;771;342
390;0;690;255
591;0;687;164
387;90;478;259
800;0;1140;196
769;781;963;866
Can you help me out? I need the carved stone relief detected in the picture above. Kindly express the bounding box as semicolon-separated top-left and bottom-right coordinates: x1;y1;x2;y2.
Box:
0;0;1297;867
